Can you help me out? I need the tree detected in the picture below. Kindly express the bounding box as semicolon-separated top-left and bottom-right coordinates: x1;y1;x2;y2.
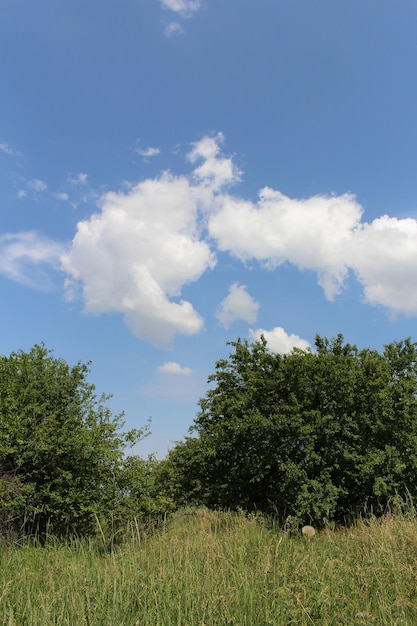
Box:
166;335;417;526
0;343;146;539
111;454;175;527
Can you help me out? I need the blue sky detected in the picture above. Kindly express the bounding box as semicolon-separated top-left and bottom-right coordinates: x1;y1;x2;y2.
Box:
2;0;417;457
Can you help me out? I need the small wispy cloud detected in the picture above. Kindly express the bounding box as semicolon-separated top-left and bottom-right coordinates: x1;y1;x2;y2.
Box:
68;172;88;185
165;22;184;37
134;145;161;160
0;231;65;291
0;140;22;157
17;178;47;198
160;0;201;17
27;179;47;192
158;361;192;375
160;0;201;36
53;192;70;201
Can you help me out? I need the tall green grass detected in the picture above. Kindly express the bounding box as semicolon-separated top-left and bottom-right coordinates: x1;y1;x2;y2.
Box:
1;508;417;625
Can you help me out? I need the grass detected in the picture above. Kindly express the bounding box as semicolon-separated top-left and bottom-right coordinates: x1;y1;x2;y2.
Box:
1;508;417;625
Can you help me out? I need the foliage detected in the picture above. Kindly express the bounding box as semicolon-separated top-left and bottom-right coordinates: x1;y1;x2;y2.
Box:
158;437;209;509
0;343;146;539
166;334;417;525
110;454;175;525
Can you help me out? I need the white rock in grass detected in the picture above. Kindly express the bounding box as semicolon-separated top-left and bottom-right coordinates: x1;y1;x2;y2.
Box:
301;525;316;537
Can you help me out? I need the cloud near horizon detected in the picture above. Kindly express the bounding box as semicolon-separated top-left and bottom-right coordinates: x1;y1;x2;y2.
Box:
249;326;311;354
2;133;417;346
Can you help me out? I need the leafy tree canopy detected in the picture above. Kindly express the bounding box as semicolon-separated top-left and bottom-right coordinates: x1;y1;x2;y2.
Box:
0;343;147;539
165;334;417;526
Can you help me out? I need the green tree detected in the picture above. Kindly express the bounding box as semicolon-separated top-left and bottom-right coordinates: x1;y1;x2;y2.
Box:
0;343;146;539
111;454;175;526
166;335;417;526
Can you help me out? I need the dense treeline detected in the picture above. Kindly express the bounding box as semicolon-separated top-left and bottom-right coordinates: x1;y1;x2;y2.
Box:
164;334;417;526
1;335;417;541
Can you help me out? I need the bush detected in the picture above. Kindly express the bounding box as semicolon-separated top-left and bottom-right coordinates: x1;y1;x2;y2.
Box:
0;343;146;539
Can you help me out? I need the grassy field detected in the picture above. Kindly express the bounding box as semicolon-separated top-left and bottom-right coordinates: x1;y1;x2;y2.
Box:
1;508;417;625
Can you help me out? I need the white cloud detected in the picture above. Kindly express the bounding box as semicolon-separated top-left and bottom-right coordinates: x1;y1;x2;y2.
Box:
208;179;417;314
164;21;184;36
0;232;64;289
134;145;161;159
68;172;88;185
209;187;362;301
249;326;311;354
61;133;242;347
188;132;241;190
27;179;47;192
160;0;201;17
0;141;14;156
4;132;417;342
216;283;259;328
17;179;47;198
158;361;192;375
54;192;70;201
349;216;417;315
61;171;218;347
0;141;21;157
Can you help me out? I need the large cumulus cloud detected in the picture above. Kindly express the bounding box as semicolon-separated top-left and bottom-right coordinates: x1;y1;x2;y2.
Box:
61;174;214;347
209;187;362;300
3;132;417;346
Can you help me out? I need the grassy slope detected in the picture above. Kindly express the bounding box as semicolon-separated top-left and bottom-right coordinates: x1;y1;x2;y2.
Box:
0;508;416;625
